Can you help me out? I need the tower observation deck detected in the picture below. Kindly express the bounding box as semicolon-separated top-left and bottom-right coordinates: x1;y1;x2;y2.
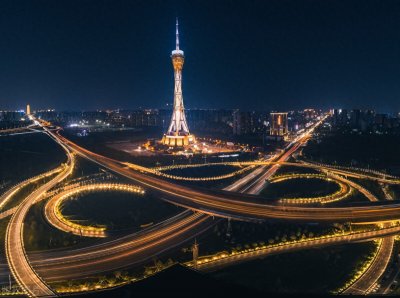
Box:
161;19;195;147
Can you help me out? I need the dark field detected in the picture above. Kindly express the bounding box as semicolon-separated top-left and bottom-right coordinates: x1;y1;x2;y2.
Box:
273;165;321;175
61;191;183;232
260;178;340;199
0;133;66;184
211;241;376;293
163;165;242;178
304;133;400;175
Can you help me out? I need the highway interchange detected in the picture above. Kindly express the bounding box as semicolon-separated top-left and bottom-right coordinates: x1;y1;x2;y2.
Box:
1;115;400;296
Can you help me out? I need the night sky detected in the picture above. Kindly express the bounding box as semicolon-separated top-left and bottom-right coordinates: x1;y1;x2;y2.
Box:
0;0;399;112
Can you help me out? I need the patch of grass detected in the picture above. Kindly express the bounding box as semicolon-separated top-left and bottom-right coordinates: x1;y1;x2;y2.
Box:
261;178;340;200
273;165;321;176
163;165;242;178
61;191;182;232
0;133;66;183
303;133;400;175
210;242;376;293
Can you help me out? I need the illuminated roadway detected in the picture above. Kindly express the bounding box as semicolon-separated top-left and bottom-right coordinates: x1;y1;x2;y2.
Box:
29;211;213;282
2;115;399;295
342;182;396;295
4;115;400;294
190;224;400;272
343;235;394;295
8;126;398;285
224;122;318;194
44;183;144;238
0;167;62;211
1;117;321;286
51;130;400;223
5;133;74;297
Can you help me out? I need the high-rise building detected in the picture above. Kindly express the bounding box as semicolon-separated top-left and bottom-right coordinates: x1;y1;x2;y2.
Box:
26;104;31;115
161;19;195;147
233;110;253;135
270;112;288;136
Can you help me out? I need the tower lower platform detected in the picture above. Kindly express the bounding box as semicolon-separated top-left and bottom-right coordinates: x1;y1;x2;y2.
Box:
161;134;195;147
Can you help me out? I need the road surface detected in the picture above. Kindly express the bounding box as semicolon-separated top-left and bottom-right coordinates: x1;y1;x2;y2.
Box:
5;130;74;297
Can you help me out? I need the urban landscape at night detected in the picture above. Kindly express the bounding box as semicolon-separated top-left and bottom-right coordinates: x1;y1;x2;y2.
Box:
1;1;400;297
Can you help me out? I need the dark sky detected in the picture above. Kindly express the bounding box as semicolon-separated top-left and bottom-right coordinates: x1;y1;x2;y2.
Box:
0;0;399;112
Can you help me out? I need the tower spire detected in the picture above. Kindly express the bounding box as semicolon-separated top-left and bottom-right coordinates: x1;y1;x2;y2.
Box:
176;18;180;50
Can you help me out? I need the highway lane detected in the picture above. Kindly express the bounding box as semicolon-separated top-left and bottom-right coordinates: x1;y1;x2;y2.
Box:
0;125;39;136
11;118;315;284
242;141;305;194
325;172;377;202
225;133;310;194
191;224;400;272
5;132;74;297
342;181;396;295
6;114;396;294
300;160;400;185
240;115;325;194
223;164;267;192
302;160;399;180
343;236;395;295
29;212;214;282
0;167;62;211
16;125;397;284
53;131;400;223
153;160;400;185
3;117;400;292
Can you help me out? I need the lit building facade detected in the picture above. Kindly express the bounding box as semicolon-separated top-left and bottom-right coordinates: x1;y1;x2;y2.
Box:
26;104;31;115
270;112;288;136
161;19;195;147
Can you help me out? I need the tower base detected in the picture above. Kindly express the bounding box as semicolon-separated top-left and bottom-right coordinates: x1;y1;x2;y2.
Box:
161;134;195;147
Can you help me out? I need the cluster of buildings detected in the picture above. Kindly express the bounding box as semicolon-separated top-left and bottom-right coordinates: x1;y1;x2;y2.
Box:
330;109;400;133
35;108;319;137
0;110;27;129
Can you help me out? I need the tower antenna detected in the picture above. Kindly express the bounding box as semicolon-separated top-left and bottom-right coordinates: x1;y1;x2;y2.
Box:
176;17;180;50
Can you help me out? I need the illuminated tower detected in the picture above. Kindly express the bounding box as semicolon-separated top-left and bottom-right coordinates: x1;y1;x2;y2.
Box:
26;104;31;115
162;19;195;147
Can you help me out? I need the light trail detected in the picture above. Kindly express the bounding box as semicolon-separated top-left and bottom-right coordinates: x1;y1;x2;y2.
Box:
126;162;256;181
151;160;400;185
269;173;352;204
341;236;394;295
53;130;400;223
187;223;400;272
45;183;144;237
0;167;62;211
340;182;396;295
29;211;214;282
5;127;75;297
6;114;396;294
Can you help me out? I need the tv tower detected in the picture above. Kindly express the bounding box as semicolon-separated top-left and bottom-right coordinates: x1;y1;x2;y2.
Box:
162;18;195;147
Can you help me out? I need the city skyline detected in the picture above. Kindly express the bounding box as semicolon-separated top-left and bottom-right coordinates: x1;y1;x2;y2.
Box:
0;0;399;112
